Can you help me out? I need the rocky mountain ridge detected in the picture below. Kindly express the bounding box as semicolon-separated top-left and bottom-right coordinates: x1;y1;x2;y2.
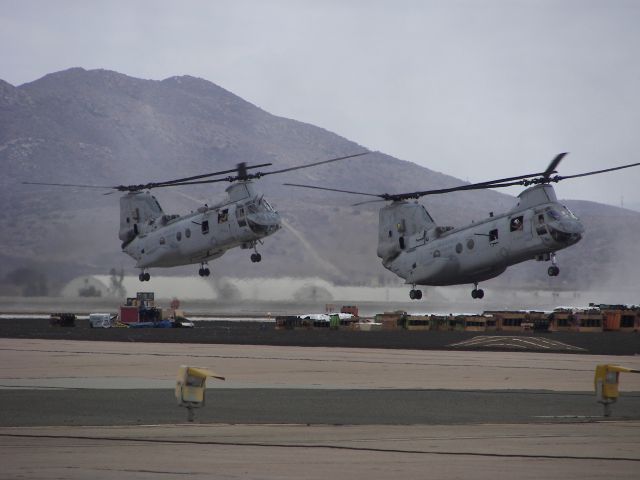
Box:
1;68;638;295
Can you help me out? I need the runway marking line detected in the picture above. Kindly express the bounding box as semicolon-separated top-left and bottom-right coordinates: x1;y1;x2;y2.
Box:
1;432;639;463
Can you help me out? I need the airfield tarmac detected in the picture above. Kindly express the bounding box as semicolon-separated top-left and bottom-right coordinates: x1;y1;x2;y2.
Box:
1;338;640;479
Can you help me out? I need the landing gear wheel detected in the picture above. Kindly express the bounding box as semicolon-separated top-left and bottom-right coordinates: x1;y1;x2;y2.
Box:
139;273;145;282
139;272;150;282
251;253;262;263
471;284;484;299
204;268;210;276
548;266;560;277
409;289;422;300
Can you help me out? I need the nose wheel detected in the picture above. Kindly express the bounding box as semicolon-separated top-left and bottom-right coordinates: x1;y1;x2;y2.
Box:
547;253;560;276
198;263;211;277
138;271;150;282
471;283;484;299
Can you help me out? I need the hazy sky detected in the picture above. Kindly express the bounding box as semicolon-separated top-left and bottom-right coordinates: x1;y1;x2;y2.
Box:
2;0;639;208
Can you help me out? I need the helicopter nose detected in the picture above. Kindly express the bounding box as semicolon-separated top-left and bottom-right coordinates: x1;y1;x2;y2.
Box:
247;211;281;233
549;219;584;245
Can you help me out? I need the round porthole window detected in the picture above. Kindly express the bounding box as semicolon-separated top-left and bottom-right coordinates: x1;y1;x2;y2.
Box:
456;243;463;254
185;228;191;238
467;239;475;250
176;231;182;241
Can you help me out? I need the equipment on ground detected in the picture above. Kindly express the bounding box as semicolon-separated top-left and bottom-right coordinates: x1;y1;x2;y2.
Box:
24;152;369;281
286;154;640;299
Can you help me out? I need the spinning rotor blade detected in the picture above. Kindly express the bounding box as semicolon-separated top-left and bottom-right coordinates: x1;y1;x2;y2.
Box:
22;181;114;189
543;152;568;178
150;151;372;187
260;151;371;177
283;183;382;198
149;162;272;188
285;153;640;204
551;161;640;182
21;152;367;193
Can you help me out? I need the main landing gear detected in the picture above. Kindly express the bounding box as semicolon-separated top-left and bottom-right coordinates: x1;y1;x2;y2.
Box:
547;252;560;277
250;246;262;263
138;270;150;282
471;282;484;299
409;286;422;300
198;263;211;277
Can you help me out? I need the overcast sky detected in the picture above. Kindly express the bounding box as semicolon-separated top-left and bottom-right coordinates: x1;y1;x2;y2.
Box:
2;0;639;208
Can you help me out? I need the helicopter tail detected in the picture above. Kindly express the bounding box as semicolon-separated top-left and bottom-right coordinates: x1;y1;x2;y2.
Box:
119;192;165;247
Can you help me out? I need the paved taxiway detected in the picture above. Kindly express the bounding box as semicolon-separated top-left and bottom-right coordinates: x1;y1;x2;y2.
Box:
1;339;639;479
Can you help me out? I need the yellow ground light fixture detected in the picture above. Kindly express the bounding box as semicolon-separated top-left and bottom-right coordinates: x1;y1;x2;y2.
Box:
594;364;640;417
175;365;226;422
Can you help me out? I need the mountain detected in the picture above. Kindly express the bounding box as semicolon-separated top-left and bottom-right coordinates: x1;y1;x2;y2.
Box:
1;68;639;295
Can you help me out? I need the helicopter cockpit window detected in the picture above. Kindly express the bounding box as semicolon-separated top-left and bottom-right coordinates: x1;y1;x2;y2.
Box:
201;220;209;235
546;209;561;221
247;202;259;214
262;198;275;212
510;216;524;232
218;209;229;223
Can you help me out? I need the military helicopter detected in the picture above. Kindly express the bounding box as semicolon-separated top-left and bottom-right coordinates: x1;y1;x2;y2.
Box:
286;154;640;300
24;152;369;281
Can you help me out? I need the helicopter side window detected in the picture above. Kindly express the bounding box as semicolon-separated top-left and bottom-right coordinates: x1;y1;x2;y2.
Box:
218;209;229;224
201;220;209;235
489;229;499;244
159;237;165;245
237;207;247;227
176;231;182;241
510;216;524;232
185;228;191;238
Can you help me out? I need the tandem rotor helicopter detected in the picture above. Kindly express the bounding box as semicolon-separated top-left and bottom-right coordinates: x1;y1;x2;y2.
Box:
286;154;640;300
24;152;369;282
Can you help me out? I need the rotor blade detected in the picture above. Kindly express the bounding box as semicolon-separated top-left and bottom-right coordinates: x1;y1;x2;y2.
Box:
553;161;640;182
283;183;383;198
22;181;115;189
259;151;370;177
150;162;273;188
543;152;568;178
143;176;238;188
352;198;389;207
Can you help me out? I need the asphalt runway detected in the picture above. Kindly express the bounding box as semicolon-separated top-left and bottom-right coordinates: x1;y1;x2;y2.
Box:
1;338;640;479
